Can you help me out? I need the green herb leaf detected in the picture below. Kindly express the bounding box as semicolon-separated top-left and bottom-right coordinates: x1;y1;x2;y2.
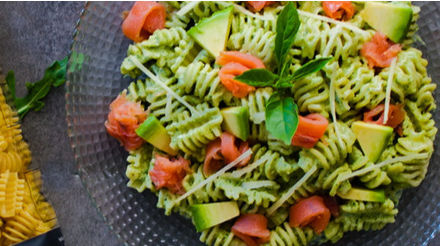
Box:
274;77;293;89
274;2;300;67
235;69;279;87
289;57;332;81
6;56;68;118
265;93;299;145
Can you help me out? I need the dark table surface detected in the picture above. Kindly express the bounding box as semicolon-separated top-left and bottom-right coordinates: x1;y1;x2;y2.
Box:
0;2;120;246
0;2;438;246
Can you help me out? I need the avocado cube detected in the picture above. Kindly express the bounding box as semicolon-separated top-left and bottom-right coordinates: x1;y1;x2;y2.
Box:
221;106;250;141
188;6;234;57
191;201;239;232
352;121;393;163
136;115;177;155
338;187;386;203
361;2;413;43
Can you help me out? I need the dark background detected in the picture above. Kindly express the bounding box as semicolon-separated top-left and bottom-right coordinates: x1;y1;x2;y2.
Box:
0;2;119;246
0;2;438;246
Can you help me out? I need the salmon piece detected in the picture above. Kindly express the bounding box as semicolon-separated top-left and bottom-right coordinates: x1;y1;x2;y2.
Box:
217;51;265;69
217;51;267;98
122;2;166;42
246;1;275;12
203;132;251;177
218;62;256;98
149;154;190;194
220;132;251;167
361;32;401;69
232;214;271;246
203;138;223;177
291;114;329;148
363;104;405;129
322;1;355;21
289;195;331;234
105;93;147;151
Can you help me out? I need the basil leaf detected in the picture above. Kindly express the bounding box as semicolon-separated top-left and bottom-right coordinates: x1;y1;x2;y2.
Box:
274;77;293;89
235;69;279;87
279;57;292;79
265;93;299;145
274;2;300;67
290;57;332;81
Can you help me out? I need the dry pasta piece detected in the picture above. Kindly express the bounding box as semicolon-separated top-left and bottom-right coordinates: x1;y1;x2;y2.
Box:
0;170;25;218
24;170;57;222
2;204;51;245
0;151;24;173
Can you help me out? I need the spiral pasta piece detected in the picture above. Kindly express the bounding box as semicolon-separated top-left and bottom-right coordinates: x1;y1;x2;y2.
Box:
121;27;198;77
313;164;352;196
298;123;356;170
348;147;391;189
200;226;235;246
228;13;277;65
156;165;226;216
234;145;300;183
166;104;223;160
334;199;398;232
176;61;235;107
266;222;315;246
391;132;433;187
241;87;273;124
294;3;373;61
290;71;329;117
0;170;25;218
126;145;154;193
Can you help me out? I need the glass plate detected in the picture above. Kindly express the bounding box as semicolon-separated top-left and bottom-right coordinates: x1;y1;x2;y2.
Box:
66;2;440;245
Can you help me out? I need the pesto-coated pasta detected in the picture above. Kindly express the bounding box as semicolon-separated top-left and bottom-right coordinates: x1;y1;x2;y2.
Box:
115;2;437;246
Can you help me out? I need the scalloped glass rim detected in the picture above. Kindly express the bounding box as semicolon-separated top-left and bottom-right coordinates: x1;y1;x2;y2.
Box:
65;2;440;246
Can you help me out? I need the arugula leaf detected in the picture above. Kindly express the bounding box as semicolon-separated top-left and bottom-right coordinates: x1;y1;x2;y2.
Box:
6;56;68;118
274;2;300;67
235;69;279;87
289;57;333;81
265;93;299;145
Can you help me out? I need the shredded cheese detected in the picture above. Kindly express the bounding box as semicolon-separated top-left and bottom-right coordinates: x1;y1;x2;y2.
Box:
297;10;368;35
329;80;344;148
229;154;270;178
383;58;397;124
323;25;342;57
174;149;253;205
345;153;429;180
176;1;200;17
217;2;275;21
130;56;198;115
241;180;278;190
267;165;317;215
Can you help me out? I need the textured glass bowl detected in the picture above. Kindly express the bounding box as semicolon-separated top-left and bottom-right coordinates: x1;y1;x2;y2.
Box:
66;2;440;246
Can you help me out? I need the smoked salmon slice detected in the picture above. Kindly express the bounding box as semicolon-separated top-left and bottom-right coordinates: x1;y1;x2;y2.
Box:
122;1;166;42
291;114;328;148
217;51;265;98
203;132;251;177
232;214;271;245
289;195;331;234
322;1;355;21
105;93;147;151
149;154;191;194
363;104;405;129
361;32;401;69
